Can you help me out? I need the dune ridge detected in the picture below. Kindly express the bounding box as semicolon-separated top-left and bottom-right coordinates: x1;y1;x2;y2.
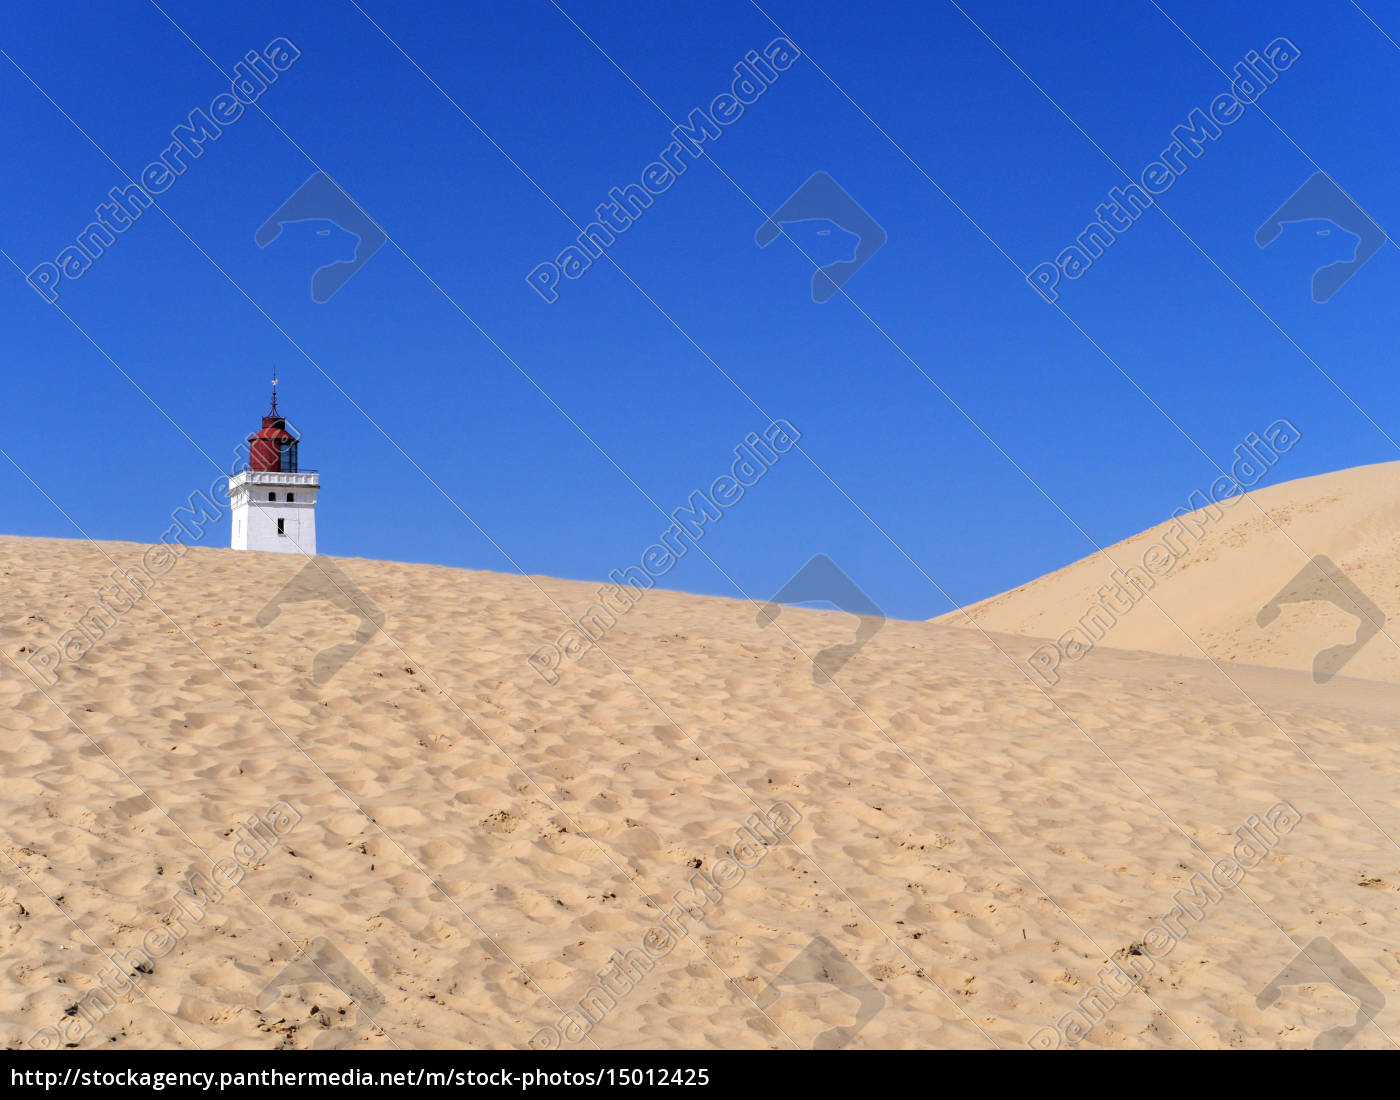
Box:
1;531;1398;1049
938;461;1400;688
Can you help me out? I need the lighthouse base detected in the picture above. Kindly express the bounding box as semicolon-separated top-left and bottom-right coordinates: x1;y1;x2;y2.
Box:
229;470;319;554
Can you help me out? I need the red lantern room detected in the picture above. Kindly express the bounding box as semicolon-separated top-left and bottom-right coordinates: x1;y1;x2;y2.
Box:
247;370;299;473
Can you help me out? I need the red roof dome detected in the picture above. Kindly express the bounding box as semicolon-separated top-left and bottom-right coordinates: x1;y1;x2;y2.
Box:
246;371;302;472
249;415;298;443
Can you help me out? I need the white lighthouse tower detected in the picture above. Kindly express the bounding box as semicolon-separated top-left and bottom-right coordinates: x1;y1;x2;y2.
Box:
229;373;318;554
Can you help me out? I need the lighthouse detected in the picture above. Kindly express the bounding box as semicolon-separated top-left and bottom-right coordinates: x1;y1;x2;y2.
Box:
229;373;318;554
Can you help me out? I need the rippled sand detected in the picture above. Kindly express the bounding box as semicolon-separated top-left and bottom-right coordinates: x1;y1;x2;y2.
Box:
1;531;1397;1049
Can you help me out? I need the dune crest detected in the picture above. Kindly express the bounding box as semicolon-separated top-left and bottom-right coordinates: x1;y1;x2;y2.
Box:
2;533;1398;1049
938;461;1400;686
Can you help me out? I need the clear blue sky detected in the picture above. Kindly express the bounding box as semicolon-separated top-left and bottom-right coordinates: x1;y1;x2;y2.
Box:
4;0;1399;621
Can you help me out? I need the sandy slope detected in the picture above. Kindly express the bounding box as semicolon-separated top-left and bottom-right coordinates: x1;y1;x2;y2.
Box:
1;533;1398;1050
937;461;1400;687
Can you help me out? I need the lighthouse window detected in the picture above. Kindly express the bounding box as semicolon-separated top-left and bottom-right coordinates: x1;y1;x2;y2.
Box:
268;492;277;501
277;518;285;536
286;493;295;502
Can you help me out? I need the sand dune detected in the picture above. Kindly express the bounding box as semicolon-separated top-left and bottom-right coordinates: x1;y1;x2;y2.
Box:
1;532;1398;1049
938;461;1400;688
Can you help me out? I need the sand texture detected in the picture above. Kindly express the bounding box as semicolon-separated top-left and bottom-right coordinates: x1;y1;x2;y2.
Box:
1;514;1398;1049
938;461;1400;686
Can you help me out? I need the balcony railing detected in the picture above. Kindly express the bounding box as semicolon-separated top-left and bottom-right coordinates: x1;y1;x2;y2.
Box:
229;467;320;482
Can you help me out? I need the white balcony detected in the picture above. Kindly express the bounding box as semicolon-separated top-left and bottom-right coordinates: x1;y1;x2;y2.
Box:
229;469;320;489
